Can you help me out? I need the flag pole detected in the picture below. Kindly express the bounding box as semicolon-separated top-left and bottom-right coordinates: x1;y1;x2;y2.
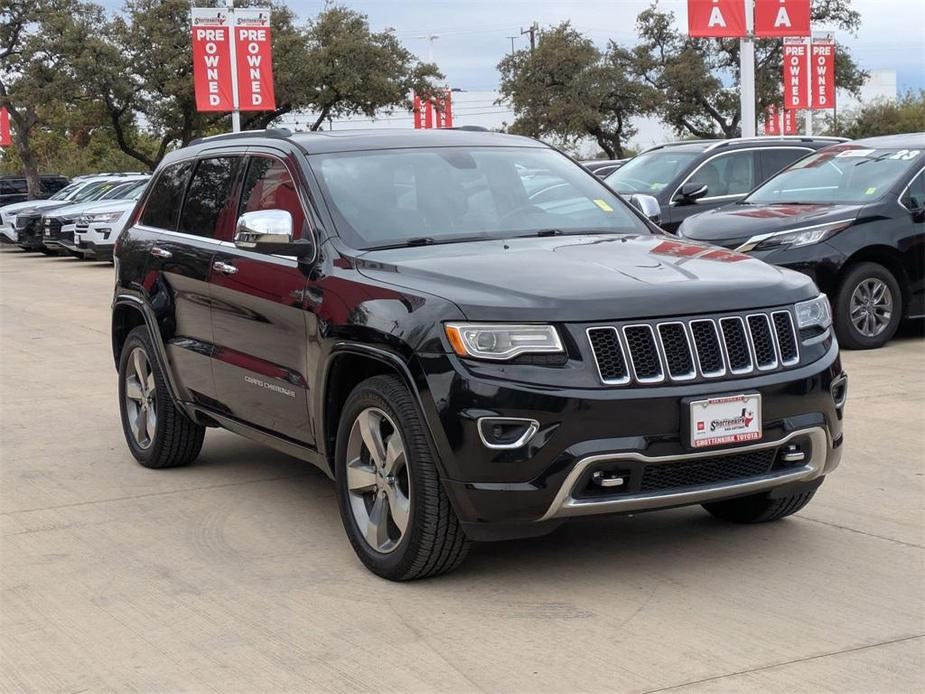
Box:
740;2;757;137
226;0;241;133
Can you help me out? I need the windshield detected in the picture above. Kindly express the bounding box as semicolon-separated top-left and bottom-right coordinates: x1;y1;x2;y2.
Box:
605;150;700;194
72;181;116;202
745;146;924;205
100;180;147;200
50;182;84;200
311;146;651;249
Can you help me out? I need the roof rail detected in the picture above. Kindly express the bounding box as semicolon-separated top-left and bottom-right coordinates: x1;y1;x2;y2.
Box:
188;128;293;147
451;125;489;132
703;135;849;151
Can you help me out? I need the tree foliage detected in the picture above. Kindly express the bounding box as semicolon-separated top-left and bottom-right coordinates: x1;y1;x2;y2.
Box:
830;90;925;138
632;0;868;138
497;23;656;158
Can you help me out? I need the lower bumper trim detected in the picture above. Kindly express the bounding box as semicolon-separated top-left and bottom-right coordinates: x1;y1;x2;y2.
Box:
539;427;829;521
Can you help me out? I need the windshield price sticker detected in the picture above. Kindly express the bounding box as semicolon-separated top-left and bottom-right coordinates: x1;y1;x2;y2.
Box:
690;394;762;448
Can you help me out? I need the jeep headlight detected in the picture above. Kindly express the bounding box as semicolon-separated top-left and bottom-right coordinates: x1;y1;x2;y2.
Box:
87;211;124;223
444;323;564;360
795;295;832;331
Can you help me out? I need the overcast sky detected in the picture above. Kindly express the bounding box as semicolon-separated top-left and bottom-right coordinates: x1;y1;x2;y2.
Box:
99;1;924;94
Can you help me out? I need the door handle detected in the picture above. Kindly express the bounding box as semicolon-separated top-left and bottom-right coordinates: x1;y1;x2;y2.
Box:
150;246;172;259
212;260;238;275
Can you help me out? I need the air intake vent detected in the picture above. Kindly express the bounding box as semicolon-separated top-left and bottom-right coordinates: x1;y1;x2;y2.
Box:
657;323;695;380
772;311;799;365
747;314;778;369
720;317;753;374
586;327;629;384
623;325;663;382
689;320;725;377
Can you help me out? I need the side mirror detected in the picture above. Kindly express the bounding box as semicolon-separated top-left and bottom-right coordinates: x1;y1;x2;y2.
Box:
676;182;708;204
234;209;314;258
907;194;925;223
628;193;661;225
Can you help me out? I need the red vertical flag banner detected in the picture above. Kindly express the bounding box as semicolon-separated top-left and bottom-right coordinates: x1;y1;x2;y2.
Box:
764;104;781;135
755;0;811;37
0;107;11;146
191;8;234;112
783;109;799;134
687;0;747;38
783;38;810;110
412;94;423;129
234;8;276;111
811;34;836;109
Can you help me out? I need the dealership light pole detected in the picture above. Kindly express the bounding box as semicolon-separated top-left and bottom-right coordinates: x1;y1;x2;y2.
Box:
225;0;241;133
740;6;756;137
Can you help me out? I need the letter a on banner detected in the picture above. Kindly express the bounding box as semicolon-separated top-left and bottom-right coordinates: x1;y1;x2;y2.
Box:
783;38;810;110
755;0;811;38
191;8;234;111
0;107;11;146
811;33;836;109
687;0;747;38
234;8;276;111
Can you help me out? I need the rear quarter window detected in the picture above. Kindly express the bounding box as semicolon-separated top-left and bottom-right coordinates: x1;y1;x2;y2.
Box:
140;161;195;231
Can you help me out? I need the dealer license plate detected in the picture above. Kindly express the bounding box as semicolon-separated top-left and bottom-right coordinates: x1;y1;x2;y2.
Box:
690;394;762;448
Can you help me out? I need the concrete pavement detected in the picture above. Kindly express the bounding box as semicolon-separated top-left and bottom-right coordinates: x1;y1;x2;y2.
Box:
1;248;922;693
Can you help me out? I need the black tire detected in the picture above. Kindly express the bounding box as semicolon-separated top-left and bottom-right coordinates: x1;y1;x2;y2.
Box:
118;325;205;469
834;262;902;349
702;488;817;523
335;375;470;580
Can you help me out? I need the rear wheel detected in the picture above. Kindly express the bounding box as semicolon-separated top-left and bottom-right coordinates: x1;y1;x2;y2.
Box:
335;375;469;580
702;488;818;523
118;326;204;469
834;262;902;349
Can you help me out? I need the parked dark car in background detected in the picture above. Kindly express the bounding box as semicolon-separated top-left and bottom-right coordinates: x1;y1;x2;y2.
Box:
111;128;845;581
678;134;924;350
604;137;846;232
0;174;69;206
581;158;629;178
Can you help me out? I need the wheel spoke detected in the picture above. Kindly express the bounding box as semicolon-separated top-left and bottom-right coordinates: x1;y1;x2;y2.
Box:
385;486;410;534
134;407;147;443
125;376;144;402
346;459;378;493
146;372;156;398
145;407;157;442
365;495;390;549
357;409;386;466
133;349;148;385
383;434;405;476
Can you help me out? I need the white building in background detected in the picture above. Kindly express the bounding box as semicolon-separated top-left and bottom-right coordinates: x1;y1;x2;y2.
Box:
277;71;898;155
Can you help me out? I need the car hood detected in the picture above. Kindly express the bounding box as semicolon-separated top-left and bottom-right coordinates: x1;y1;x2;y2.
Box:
355;234;817;322
3;199;73;217
678;202;864;249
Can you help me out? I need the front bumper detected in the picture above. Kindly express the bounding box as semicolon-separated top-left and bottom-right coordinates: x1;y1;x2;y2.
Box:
423;343;845;540
74;223;116;258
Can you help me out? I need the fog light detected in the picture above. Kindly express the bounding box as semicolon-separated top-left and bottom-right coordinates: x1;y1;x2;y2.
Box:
477;417;539;450
831;375;848;410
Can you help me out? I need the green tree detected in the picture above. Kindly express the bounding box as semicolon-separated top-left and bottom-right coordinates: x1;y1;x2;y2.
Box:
295;6;441;131
497;23;657;158
632;1;867;138
830;90;925;138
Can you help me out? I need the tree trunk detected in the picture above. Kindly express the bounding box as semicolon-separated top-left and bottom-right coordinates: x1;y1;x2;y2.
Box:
6;106;40;199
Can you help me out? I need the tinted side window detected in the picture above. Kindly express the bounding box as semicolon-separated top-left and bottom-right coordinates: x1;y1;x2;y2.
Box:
239;157;308;238
689;150;756;198
758;148;811;180
901;168;925;209
178;157;242;238
2;179;28;194
140;162;194;230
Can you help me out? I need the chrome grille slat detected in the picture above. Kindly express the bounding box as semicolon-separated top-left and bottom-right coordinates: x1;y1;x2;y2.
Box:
588;309;803;386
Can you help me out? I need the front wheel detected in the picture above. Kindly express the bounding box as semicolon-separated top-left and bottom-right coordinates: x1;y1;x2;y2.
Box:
834;262;902;349
335;375;469;580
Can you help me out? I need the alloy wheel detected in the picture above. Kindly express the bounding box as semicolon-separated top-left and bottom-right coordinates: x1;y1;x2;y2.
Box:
124;347;157;449
344;407;411;554
849;278;893;337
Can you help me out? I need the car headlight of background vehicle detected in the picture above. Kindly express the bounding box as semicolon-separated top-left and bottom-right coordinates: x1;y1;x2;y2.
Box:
737;220;853;252
86;211;125;224
795;294;832;332
444;323;564;360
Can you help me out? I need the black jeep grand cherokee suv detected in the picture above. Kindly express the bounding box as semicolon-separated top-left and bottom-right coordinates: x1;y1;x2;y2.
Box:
112;129;846;580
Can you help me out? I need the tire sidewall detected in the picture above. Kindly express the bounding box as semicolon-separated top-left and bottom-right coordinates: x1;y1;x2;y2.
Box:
334;380;431;579
835;263;902;349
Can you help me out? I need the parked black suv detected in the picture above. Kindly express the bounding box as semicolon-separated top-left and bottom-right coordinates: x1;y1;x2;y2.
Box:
0;174;69;205
604;137;846;232
679;134;924;349
112;129;846;580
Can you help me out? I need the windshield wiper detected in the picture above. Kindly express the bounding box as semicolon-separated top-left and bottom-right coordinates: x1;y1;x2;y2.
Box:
518;228;563;237
404;236;435;246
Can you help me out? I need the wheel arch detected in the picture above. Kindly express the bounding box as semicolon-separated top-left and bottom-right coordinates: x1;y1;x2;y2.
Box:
320;345;435;478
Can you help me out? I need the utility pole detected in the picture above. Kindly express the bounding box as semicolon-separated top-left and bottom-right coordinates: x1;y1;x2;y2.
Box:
739;6;756;138
520;22;537;52
506;35;517;56
416;34;439;64
225;0;241;133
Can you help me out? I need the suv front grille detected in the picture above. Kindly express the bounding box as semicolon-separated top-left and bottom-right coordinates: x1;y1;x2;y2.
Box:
588;309;799;386
640;448;777;492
